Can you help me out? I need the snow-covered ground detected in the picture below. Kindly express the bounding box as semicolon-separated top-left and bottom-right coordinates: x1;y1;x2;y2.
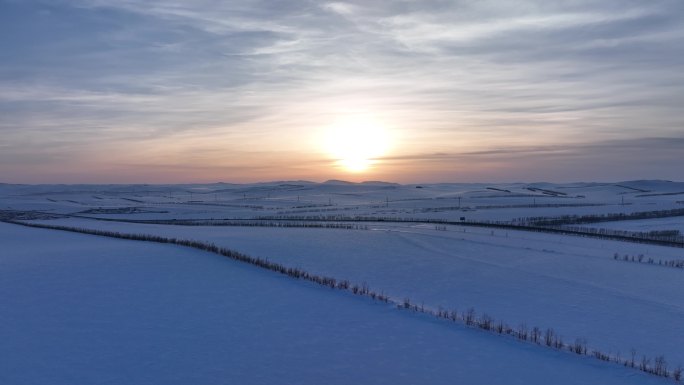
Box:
1;222;668;385
2;180;683;223
30;217;684;368
2;180;684;383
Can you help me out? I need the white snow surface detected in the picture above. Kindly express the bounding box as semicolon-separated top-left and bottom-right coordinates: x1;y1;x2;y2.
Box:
2;180;683;222
0;222;667;385
2;180;684;383
35;217;684;368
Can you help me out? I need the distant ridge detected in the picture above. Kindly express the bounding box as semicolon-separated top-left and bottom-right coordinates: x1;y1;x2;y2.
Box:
360;181;400;186
0;179;681;188
323;179;355;185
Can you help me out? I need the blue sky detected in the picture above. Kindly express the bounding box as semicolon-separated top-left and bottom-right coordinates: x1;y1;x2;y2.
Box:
1;0;683;183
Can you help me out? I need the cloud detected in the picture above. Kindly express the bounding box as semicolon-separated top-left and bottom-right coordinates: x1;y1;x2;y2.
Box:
380;135;684;161
1;0;683;182
322;2;357;16
370;135;684;182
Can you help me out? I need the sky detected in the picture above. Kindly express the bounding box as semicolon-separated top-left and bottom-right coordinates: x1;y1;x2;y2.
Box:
1;0;683;184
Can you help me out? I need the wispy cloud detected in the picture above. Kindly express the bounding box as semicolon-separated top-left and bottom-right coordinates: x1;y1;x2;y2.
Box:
1;0;682;182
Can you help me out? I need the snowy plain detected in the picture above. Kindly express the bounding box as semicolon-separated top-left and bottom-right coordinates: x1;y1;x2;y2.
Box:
2;222;671;385
0;224;676;384
2;180;683;383
31;216;684;367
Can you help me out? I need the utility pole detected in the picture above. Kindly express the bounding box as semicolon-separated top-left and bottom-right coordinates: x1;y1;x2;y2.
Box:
458;196;461;208
386;196;389;208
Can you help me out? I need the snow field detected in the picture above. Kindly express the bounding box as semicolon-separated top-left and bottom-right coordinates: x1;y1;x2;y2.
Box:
1;222;670;385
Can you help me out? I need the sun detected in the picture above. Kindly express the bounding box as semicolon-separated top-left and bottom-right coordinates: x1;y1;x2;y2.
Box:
322;117;391;173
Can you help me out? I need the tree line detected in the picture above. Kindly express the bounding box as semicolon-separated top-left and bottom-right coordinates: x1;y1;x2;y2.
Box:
614;253;684;270
5;208;682;248
517;208;684;226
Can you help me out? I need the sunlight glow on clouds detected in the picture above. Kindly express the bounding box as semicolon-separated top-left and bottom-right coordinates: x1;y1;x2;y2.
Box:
0;0;683;183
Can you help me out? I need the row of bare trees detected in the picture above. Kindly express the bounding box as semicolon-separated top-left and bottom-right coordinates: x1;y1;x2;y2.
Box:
516;208;684;226
117;218;370;230
613;253;684;269
405;299;682;381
